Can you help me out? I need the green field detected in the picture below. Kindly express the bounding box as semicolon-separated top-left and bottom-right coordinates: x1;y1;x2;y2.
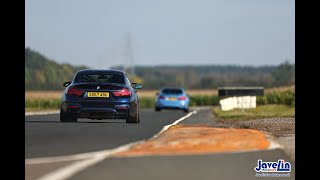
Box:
25;98;61;112
25;86;295;112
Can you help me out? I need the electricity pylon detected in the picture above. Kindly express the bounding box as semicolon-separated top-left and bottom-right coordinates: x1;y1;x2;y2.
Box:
125;32;135;75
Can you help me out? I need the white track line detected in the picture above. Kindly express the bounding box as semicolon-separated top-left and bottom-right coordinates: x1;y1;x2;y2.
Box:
26;150;110;165
26;110;197;165
29;110;197;180
25;111;59;116
36;141;142;180
152;110;197;138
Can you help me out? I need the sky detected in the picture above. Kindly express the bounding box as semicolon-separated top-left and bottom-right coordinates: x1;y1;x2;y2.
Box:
25;0;295;68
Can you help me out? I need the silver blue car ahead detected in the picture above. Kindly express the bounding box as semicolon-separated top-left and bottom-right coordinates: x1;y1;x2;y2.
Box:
155;88;190;112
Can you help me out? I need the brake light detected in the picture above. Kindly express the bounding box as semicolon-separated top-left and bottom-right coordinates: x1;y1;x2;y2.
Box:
68;105;79;109
159;95;165;99
67;87;84;96
113;88;131;97
178;96;186;100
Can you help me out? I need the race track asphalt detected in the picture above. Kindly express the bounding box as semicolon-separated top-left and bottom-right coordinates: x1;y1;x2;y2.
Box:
25;108;295;180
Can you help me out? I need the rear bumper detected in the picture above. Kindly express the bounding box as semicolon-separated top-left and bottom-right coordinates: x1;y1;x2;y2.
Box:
79;108;128;119
61;102;131;119
156;100;189;110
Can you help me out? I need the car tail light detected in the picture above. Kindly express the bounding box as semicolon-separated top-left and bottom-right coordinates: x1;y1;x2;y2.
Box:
159;95;165;99
68;105;79;109
67;87;84;96
113;88;131;97
178;96;186;100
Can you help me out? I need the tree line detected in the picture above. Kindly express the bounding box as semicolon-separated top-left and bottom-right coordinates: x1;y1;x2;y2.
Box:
113;62;294;89
25;47;294;90
25;48;88;90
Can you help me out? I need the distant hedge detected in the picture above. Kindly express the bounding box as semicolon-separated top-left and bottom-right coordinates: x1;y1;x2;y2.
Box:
256;89;295;107
25;99;61;110
139;97;156;108
189;95;220;106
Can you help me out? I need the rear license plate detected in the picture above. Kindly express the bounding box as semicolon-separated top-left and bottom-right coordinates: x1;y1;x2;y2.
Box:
87;92;109;98
167;97;177;101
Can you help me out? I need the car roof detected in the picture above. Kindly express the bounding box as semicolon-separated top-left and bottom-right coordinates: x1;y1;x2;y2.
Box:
76;69;125;75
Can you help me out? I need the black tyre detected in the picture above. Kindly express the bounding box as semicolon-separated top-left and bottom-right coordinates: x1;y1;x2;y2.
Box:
155;107;161;112
60;109;77;122
126;108;140;123
183;108;189;113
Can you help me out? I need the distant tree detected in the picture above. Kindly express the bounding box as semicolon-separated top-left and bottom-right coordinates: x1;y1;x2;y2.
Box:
25;48;89;90
271;61;295;86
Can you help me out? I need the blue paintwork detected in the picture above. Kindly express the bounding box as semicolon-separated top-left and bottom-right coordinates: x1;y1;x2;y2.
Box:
155;88;190;112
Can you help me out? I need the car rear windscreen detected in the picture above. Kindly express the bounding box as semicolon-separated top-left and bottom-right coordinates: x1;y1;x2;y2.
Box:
162;89;183;94
75;73;125;84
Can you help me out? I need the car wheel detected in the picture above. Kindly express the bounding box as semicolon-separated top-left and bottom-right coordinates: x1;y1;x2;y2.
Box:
126;108;140;123
60;109;77;122
155;107;161;112
183;108;189;113
137;108;140;123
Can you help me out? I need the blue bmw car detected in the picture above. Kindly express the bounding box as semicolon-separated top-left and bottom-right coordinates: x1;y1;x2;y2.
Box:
155;88;190;112
60;69;143;123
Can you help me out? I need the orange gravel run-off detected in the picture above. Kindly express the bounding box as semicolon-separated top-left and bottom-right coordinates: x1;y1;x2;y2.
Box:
114;125;270;157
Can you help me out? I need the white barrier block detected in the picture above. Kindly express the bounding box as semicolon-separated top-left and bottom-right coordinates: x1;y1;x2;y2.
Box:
250;96;256;108
220;96;257;111
220;97;237;111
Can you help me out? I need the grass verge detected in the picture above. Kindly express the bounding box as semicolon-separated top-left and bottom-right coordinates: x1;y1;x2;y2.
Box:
25;98;61;112
212;104;295;120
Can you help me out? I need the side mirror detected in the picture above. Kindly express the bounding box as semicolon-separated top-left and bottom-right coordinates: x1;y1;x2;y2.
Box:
132;82;143;89
155;92;159;96
63;81;71;87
